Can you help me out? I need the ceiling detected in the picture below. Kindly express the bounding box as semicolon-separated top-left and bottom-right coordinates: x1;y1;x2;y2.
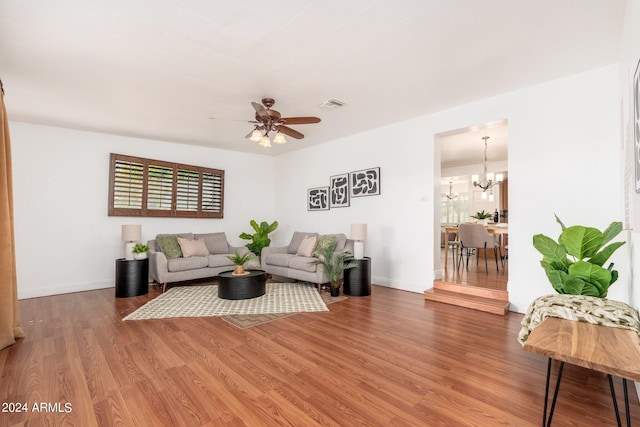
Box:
0;0;626;156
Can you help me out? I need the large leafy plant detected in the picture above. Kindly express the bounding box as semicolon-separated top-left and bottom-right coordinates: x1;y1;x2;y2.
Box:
239;220;278;261
532;215;625;298
310;236;356;288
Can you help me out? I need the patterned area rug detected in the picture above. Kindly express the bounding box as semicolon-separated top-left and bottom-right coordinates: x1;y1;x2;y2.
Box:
223;292;346;329
123;282;340;322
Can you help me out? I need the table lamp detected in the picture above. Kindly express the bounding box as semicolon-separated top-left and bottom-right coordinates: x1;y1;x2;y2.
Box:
121;224;141;260
351;223;367;260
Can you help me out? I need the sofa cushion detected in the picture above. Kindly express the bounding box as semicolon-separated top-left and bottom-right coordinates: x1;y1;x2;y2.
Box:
208;254;235;268
156;235;184;260
177;237;210;258
195;232;229;254
288;231;319;254
289;256;318;273
266;253;296;268
296;235;317;257
157;232;194;241
167;256;208;272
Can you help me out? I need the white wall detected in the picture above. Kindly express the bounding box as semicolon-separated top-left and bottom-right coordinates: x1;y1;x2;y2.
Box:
274;64;625;313
10;123;276;299
8;64;628;313
620;0;640;312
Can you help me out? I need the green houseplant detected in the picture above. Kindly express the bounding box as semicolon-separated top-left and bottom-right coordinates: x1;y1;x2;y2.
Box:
132;243;149;260
239;220;278;263
472;210;493;220
532;214;625;298
311;235;357;296
227;251;254;276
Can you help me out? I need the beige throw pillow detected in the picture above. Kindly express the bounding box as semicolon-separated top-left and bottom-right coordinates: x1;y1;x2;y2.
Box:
296;235;317;257
177;237;210;258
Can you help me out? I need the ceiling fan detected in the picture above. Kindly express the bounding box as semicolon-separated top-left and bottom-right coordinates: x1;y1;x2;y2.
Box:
244;98;321;147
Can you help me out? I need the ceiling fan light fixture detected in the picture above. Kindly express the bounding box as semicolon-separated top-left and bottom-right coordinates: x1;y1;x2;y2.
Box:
250;129;263;142
258;135;271;148
273;132;287;144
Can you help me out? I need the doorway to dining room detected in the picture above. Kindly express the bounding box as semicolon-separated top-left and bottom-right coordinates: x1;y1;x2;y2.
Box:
427;120;509;313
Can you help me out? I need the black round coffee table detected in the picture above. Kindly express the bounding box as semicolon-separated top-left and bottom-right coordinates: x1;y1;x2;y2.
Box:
218;269;266;300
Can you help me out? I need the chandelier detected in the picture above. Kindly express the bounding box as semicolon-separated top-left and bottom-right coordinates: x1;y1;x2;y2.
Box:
445;181;458;200
472;136;503;201
249;127;287;148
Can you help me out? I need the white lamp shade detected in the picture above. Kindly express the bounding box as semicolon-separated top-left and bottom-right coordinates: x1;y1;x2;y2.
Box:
250;129;263;142
259;135;271;147
351;224;367;241
471;174;479;184
121;224;141;242
273;132;287;144
496;173;504;182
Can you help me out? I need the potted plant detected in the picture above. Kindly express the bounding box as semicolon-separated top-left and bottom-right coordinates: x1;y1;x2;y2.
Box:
311;235;357;296
132;243;149;260
227;251;254;276
532;214;625;298
471;210;493;225
239;220;278;264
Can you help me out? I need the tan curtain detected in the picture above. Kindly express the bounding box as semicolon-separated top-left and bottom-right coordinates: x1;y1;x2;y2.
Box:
0;80;25;350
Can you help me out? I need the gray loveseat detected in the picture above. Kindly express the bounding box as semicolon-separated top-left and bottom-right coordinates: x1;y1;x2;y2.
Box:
261;231;354;288
148;232;249;292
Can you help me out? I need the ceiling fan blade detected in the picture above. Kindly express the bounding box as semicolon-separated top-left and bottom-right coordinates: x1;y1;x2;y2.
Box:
251;102;269;119
280;117;321;125
210;117;259;123
279;126;304;139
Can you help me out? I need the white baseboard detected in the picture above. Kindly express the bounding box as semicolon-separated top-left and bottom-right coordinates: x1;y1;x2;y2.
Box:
18;279;114;300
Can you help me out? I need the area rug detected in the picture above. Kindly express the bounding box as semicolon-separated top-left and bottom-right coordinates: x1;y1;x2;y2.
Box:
123;282;334;321
222;292;347;329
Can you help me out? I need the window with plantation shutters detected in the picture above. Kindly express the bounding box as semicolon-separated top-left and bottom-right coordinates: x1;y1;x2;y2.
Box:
201;171;223;214
112;157;143;211
176;168;199;212
147;163;173;213
108;153;224;218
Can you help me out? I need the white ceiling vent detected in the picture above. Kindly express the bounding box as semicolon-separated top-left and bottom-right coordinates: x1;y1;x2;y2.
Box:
319;98;346;109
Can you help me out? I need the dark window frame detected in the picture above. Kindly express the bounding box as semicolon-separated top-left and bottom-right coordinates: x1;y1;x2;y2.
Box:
108;153;224;218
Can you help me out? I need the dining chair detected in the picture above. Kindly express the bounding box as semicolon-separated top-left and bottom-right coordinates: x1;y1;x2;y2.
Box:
457;223;501;273
446;231;461;269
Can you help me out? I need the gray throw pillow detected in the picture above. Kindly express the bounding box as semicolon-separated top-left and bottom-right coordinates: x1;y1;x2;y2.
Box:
156;235;183;260
194;232;229;254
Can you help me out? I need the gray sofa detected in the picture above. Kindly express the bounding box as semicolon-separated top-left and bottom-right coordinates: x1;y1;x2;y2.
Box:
148;232;249;292
261;232;354;288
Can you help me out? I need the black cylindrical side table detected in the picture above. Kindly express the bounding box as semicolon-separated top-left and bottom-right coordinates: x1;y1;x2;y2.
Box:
115;258;149;298
218;269;266;300
343;257;371;296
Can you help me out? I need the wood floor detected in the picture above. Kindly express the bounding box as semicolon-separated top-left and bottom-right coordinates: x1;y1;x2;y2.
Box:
439;248;508;291
2;284;640;426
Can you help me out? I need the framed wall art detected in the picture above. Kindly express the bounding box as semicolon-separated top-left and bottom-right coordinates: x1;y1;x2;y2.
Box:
634;58;640;192
350;167;381;197
307;187;329;211
329;173;350;208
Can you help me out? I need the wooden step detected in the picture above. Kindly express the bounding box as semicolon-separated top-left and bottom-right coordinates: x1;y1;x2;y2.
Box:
424;287;510;315
433;280;508;301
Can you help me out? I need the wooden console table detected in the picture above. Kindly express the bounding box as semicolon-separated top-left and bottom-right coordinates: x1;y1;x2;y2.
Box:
524;317;640;426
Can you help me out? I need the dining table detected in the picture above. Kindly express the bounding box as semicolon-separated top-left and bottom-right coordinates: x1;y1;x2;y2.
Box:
443;224;508;269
